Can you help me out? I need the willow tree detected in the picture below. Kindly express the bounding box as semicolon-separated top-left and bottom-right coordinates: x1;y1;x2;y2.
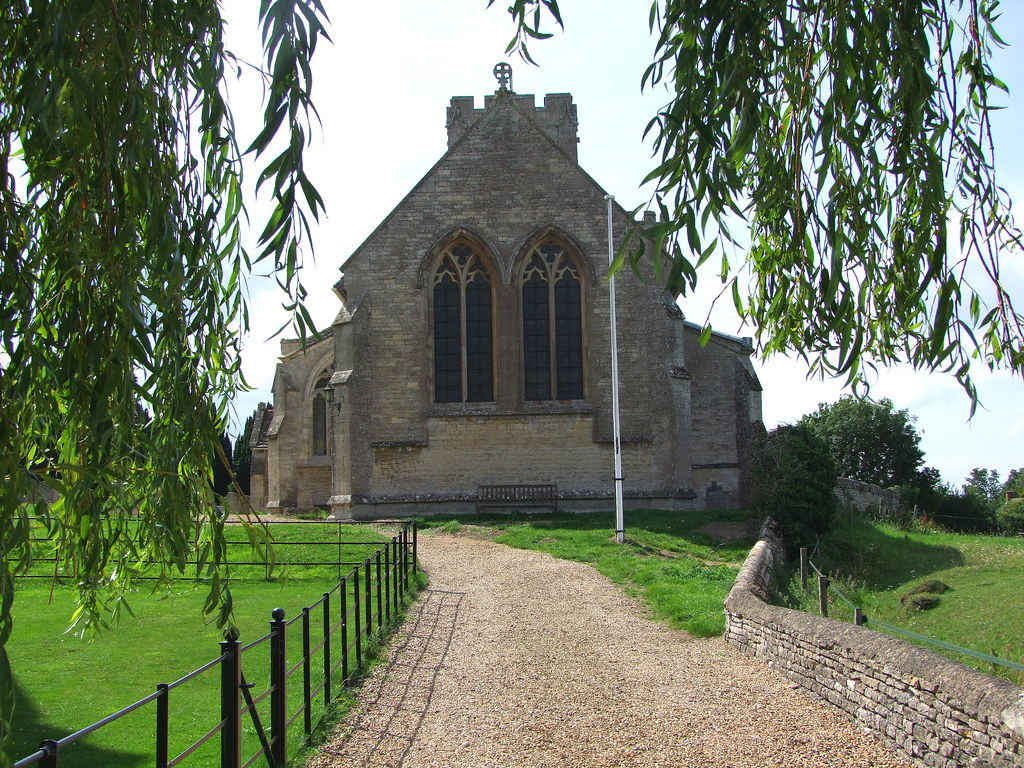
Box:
0;1;328;759
501;0;1023;403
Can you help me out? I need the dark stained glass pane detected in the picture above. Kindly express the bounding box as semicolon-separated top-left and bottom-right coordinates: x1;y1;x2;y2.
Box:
433;273;461;403
523;273;551;400
465;276;493;402
555;273;583;399
312;394;327;455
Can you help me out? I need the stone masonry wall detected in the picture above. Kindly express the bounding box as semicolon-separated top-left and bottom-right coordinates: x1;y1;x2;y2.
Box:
370;411;659;494
837;477;901;515
263;89;762;514
338;91;713;505
724;525;1024;767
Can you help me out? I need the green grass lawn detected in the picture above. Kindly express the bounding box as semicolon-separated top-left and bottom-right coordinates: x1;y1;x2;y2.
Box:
773;516;1024;685
421;508;760;637
19;509;1014;766
7;522;412;768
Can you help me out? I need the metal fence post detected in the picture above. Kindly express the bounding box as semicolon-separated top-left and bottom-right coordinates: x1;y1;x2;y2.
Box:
269;607;287;767
340;576;349;683
220;630;242;768
392;537;400;614
322;592;331;707
302;607;312;737
412;520;418;573
353;564;362;670
403;525;410;592
376;551;383;631
38;739;58;768
401;526;408;593
364;557;372;638
156;683;169;768
383;543;391;623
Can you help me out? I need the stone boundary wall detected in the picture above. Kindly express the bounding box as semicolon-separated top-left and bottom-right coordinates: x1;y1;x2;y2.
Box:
836;477;900;515
724;524;1024;767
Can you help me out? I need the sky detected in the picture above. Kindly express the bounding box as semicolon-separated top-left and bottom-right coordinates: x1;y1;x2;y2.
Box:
221;0;1024;489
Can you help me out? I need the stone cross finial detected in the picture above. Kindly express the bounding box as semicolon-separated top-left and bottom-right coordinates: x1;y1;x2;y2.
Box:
493;62;512;92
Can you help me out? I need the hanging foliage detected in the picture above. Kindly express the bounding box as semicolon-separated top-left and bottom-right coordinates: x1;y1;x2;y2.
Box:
500;0;1022;405
0;1;329;761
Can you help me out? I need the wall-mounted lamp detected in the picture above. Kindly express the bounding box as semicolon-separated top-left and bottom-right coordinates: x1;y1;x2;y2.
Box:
321;386;342;415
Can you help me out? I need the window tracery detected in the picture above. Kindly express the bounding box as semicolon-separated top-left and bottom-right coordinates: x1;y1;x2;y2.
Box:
521;240;583;401
312;375;330;455
432;243;494;403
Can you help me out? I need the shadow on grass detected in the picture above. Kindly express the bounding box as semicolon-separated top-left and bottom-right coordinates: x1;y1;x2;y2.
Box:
799;518;966;592
10;677;150;768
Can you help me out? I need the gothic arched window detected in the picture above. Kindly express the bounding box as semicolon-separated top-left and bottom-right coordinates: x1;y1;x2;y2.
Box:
522;240;584;401
432;244;494;403
312;375;330;455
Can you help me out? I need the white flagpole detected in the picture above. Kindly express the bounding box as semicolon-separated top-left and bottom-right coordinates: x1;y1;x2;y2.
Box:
605;195;625;544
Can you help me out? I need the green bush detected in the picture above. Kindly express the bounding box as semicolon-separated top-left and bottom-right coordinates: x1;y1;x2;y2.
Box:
996;498;1024;535
928;490;994;533
749;424;838;553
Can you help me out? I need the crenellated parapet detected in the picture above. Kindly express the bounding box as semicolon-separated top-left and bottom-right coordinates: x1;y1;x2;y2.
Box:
447;91;579;162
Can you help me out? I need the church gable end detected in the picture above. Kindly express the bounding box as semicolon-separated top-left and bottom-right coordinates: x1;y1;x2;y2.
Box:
257;72;763;517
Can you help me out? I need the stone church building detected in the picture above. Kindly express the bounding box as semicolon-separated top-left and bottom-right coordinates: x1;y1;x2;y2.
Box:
248;72;763;517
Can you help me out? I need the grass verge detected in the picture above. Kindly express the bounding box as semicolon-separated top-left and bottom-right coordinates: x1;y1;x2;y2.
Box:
773;515;1024;685
7;522;417;768
420;508;760;637
291;569;428;767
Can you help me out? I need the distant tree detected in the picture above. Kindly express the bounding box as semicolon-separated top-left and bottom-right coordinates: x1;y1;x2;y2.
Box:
995;498;1024;535
233;415;254;496
749;424;837;552
212;431;234;499
963;467;1002;511
900;465;943;513
928;489;994;534
899;466;995;532
799;397;925;487
916;467;942;495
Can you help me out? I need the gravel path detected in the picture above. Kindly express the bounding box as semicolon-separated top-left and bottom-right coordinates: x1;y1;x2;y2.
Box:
311;532;912;768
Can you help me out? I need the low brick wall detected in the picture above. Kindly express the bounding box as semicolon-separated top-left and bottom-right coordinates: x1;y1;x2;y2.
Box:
724;525;1024;767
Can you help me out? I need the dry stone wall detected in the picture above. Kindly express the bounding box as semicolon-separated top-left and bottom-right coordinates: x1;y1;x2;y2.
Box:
725;525;1024;767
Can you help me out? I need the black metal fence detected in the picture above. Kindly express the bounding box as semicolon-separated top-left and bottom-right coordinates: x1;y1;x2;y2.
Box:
13;520;419;768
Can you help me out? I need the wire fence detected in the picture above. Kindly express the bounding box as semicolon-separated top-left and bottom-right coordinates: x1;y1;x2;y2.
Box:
11;520;420;768
800;546;1024;676
10;517;391;582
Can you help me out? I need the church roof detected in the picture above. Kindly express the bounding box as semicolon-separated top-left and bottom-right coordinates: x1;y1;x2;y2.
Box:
249;402;274;449
683;320;755;356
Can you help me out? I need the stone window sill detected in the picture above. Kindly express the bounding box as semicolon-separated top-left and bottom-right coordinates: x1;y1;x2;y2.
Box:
426;401;595;418
297;456;333;468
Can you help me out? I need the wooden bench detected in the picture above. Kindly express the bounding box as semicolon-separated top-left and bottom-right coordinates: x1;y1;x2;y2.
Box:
476;484;558;514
